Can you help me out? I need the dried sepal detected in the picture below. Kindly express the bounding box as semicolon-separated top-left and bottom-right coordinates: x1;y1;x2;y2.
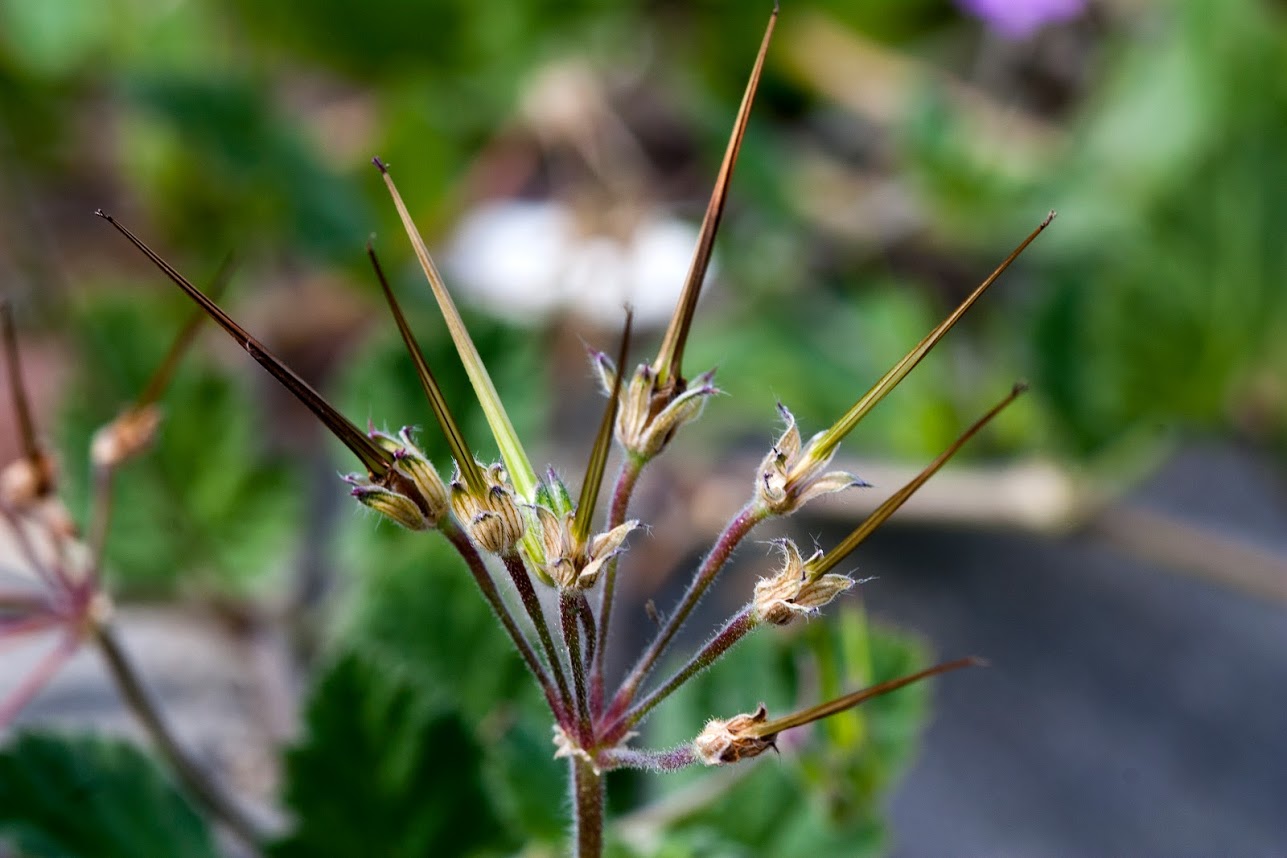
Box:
693;704;776;766
752;539;854;625
451;462;526;554
755;403;868;515
90;404;163;470
581;519;639;590
535;504;638;590
0;453;57;510
599;358;719;460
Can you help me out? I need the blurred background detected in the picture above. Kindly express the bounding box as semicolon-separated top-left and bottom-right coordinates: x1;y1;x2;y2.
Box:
1;0;1285;855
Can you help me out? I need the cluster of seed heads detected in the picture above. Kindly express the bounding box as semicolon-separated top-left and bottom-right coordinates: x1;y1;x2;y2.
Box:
1;6;1051;855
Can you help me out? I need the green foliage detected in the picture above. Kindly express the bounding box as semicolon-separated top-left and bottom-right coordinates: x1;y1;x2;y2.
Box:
57;290;301;595
271;649;513;858
903;0;1287;453
625;610;932;857
330;518;569;846
0;733;218;858
118;76;373;261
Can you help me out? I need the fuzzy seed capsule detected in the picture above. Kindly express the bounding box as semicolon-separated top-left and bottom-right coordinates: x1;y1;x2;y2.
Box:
350;427;449;529
755;403;866;515
694;705;776;765
752;539;854;625
451;463;526;554
349;482;432;531
596;357;718;460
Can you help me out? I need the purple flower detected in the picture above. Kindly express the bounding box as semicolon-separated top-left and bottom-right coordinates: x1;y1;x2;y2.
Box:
956;0;1086;39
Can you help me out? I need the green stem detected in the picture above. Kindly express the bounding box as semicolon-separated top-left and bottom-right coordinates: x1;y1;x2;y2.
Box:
501;551;573;718
605;608;759;743
572;757;604;858
559;592;591;743
590;455;645;714
607;504;765;718
442;523;564;720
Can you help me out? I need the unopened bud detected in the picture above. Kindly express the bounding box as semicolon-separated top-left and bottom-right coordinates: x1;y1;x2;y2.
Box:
694;705;776;765
349;480;431;531
451;463;525;554
752;539;855;625
90;405;163;469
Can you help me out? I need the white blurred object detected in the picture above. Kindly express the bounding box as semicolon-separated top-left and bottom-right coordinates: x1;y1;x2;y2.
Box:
446;199;709;329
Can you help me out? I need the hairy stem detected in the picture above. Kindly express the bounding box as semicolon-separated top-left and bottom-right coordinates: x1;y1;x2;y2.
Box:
93;623;264;849
572;757;605;858
559;592;590;742
606;608;759;742
600;744;698;773
590;455;645;714
501;551;574;718
442;523;564;720
607;504;764;718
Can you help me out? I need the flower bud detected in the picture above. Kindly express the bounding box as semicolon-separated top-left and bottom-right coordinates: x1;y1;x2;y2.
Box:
694;705;776;765
451;463;526;554
752;539;854;625
755;404;866;515
351;427;449;529
349;480;432;531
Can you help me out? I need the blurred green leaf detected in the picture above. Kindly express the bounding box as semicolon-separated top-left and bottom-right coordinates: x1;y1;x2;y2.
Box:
0;732;218;858
334;516;565;844
0;0;111;77
58;290;301;594
272;649;512;858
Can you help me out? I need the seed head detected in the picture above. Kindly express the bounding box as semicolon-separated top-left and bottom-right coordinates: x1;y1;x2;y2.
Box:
752;539;855;625
451;463;526;554
755;403;868;515
596;357;718;461
693;704;776;766
371;427;450;520
535;504;639;590
0;450;57;509
90;405;163;470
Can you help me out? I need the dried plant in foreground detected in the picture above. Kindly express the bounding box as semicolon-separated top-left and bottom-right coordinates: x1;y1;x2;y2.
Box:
4;6;1051;856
